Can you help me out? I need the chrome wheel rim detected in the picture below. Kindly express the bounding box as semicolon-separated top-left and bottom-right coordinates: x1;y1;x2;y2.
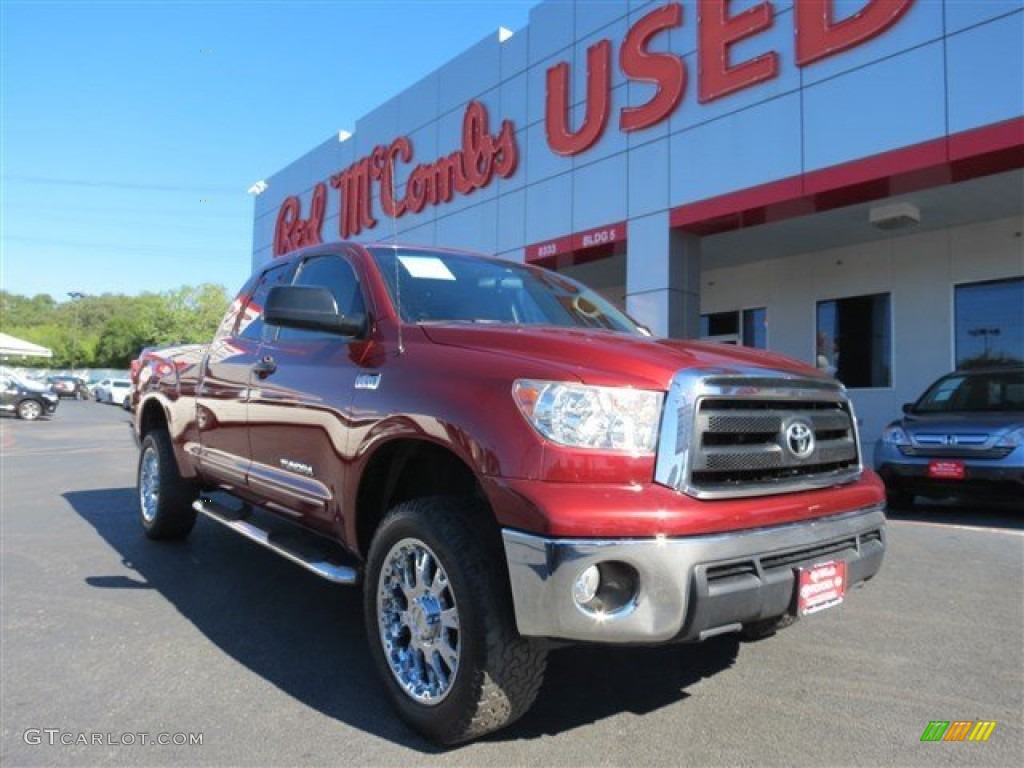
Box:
20;401;41;419
139;445;160;524
377;538;460;705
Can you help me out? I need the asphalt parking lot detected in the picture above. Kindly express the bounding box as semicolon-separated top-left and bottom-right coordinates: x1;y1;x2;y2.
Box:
2;400;1022;767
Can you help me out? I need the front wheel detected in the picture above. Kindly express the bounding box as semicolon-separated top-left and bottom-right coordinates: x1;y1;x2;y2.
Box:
364;497;547;745
137;430;197;539
17;400;43;421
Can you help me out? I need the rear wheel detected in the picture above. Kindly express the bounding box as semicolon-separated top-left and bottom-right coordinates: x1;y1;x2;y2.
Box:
17;399;42;421
138;430;197;540
364;497;547;745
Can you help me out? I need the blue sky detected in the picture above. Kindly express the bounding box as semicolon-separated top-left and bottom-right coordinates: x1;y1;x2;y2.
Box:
1;0;535;302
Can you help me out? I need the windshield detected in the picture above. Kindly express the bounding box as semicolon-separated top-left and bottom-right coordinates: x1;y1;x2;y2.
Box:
913;369;1024;413
369;247;644;334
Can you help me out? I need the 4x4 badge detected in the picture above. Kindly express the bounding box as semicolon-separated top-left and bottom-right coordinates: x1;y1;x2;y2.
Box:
355;373;381;390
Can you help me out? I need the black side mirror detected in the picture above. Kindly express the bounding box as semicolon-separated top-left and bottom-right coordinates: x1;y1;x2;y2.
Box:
265;285;365;337
901;402;914;414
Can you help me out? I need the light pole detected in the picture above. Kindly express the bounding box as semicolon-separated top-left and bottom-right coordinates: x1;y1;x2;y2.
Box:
968;327;1001;359
67;291;86;373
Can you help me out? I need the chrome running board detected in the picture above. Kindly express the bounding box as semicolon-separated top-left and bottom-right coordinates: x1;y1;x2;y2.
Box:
193;498;360;585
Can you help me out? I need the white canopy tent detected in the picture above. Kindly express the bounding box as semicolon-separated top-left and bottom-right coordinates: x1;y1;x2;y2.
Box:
0;332;53;359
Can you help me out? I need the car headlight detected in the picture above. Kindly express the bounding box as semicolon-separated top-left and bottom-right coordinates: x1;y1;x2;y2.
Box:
880;424;910;446
513;380;664;455
41;393;58;402
995;427;1024;448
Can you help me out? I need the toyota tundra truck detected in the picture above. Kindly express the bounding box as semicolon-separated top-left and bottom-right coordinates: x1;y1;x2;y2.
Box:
133;243;886;744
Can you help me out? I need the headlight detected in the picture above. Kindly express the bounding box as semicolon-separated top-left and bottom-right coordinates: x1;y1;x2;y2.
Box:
513;380;664;454
995;427;1024;448
41;393;58;402
880;424;910;446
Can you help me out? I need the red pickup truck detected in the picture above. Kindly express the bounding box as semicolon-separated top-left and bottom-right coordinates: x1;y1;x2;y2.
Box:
133;243;886;744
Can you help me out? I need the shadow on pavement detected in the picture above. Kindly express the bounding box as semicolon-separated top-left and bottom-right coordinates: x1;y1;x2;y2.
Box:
885;497;1022;531
497;637;739;742
63;487;739;750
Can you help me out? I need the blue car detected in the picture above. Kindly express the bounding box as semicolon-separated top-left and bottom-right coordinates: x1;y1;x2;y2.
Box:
875;367;1024;507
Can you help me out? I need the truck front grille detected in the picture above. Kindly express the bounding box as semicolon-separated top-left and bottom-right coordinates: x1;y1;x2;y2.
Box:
654;370;863;499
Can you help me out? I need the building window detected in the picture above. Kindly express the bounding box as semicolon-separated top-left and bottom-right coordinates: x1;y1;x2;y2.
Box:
700;308;767;348
742;307;767;349
955;277;1024;369
816;293;891;388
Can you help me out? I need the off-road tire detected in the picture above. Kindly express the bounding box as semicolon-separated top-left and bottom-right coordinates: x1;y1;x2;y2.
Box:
364;497;547;745
16;399;43;421
137;430;197;540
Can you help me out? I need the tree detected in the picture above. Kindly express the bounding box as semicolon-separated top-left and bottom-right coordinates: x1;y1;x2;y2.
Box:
94;315;152;368
0;292;57;329
0;285;228;369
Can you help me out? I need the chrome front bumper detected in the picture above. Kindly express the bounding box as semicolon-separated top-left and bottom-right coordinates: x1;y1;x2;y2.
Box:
502;505;886;643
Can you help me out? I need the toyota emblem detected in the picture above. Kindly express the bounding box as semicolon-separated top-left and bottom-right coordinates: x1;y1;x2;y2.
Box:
785;421;815;459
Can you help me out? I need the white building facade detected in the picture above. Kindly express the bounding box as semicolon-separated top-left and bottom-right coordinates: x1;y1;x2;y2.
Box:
252;0;1024;446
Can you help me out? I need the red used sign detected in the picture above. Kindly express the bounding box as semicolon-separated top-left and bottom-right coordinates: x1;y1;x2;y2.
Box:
545;0;915;156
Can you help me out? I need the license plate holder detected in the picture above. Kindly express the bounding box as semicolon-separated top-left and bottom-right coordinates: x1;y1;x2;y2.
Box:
928;460;965;480
797;560;847;616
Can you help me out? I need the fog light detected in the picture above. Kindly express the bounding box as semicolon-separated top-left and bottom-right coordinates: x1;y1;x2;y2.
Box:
573;565;600;606
571;561;640;617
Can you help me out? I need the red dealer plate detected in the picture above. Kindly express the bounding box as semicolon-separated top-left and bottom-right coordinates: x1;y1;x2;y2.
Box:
928;460;965;480
797;560;847;616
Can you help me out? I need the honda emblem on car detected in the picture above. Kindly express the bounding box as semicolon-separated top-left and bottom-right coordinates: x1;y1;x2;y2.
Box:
785;420;816;459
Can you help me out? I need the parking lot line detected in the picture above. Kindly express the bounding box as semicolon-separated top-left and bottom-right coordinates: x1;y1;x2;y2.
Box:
889;518;1024;536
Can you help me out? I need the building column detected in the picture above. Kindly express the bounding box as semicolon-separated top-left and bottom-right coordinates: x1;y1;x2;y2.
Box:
625;212;700;339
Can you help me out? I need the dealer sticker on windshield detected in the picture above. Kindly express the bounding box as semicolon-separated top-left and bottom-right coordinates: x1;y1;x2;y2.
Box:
797;560;847;616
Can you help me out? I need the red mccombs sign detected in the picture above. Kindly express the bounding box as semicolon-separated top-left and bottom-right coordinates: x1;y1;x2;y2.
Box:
274;102;516;255
274;0;913;254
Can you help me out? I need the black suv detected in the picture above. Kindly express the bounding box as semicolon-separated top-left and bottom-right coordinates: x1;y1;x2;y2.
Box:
0;372;60;421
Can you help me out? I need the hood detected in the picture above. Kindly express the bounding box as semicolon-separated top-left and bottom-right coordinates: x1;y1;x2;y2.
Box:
419;324;824;389
901;411;1024;436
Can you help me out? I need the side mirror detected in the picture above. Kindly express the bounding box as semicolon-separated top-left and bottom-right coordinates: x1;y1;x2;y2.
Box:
901;402;914;414
265;285;365;337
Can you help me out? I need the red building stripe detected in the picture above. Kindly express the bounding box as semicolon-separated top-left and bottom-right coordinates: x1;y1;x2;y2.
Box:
672;116;1024;236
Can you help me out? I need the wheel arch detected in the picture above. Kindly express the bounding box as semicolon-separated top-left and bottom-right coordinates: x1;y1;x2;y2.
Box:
138;397;169;439
136;395;198;479
354;437;499;559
